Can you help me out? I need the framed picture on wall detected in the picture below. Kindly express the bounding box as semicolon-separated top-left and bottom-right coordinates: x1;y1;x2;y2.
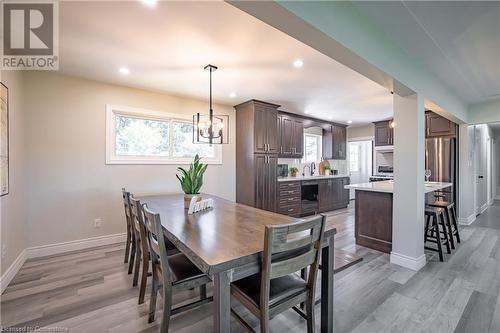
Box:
1;82;8;196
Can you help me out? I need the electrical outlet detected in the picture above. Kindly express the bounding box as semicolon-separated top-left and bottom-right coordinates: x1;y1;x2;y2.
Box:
2;244;7;259
94;218;103;228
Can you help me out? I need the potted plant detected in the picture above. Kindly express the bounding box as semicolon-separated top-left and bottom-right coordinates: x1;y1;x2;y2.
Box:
176;154;208;209
289;167;299;177
324;165;331;175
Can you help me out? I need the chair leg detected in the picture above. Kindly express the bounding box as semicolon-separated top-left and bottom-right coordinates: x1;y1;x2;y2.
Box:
128;239;136;275
451;205;461;243
444;208;455;250
300;268;308;310
148;273;158;323
160;284;173;333
199;284;207;300
138;251;149;304
424;214;430;242
306;291;315;333
124;229;131;263
439;214;451;254
132;242;141;287
433;216;444;262
260;312;269;333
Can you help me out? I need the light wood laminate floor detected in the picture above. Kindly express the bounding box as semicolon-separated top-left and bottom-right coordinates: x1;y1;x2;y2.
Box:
1;201;499;332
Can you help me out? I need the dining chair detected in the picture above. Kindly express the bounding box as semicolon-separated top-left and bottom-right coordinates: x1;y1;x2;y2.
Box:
129;196;152;304
121;188;136;275
142;204;213;333
230;214;326;333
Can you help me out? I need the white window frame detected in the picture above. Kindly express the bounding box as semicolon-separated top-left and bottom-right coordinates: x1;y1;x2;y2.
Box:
105;104;222;165
302;133;322;163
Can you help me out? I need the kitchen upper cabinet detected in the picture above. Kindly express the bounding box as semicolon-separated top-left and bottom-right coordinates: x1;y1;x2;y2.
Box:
278;113;303;158
254;105;278;153
374;120;394;146
426;111;456;138
322;124;347;160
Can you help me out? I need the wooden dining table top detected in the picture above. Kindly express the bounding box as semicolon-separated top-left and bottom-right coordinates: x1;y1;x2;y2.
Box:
139;193;337;275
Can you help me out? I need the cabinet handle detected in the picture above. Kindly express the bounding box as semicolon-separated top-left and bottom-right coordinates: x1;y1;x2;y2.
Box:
288;208;294;212
288;198;294;201
280;146;283;153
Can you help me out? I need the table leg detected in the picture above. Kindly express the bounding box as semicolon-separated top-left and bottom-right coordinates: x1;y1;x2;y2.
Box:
214;270;231;333
321;236;335;333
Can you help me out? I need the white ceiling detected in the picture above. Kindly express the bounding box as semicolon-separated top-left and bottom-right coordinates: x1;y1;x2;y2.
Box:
353;1;500;105
58;1;393;126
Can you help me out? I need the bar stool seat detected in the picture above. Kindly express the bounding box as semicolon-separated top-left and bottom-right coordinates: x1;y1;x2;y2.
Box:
428;200;460;247
424;207;451;262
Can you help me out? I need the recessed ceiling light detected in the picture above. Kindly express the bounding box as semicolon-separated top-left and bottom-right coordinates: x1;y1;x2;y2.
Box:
119;67;130;75
304;110;310;114
141;0;157;7
229;92;237;98
328;116;333;120
293;59;304;68
347;120;353;124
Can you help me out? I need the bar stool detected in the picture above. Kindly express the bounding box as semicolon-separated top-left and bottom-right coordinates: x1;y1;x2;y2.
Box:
428;200;460;248
424;207;451;262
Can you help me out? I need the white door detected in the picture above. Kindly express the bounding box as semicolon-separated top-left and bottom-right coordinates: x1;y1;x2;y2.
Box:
348;140;373;199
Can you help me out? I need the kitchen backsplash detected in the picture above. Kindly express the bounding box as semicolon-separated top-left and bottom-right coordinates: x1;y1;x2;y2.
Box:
278;158;348;176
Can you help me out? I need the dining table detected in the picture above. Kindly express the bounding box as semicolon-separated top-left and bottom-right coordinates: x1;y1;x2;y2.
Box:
139;193;339;333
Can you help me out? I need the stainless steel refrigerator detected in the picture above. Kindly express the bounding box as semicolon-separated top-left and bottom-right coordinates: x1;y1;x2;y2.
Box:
425;137;457;204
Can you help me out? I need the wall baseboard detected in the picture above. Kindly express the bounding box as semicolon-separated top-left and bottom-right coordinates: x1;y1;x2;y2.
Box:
0;249;27;294
480;203;488;214
1;233;126;294
390;252;426;271
26;233;126;259
458;213;476;225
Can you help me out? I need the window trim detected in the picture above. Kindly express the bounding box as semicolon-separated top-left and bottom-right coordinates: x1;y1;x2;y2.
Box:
302;133;322;163
105;104;222;165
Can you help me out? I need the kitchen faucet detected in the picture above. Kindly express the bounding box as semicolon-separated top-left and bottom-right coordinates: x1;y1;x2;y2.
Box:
302;165;310;177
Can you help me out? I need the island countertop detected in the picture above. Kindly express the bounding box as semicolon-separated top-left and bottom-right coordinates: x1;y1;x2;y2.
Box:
345;180;453;193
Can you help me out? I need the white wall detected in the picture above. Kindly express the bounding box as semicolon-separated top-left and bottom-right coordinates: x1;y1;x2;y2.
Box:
22;72;236;248
468;99;500;124
0;71;27;276
495;131;500;199
347;124;374;140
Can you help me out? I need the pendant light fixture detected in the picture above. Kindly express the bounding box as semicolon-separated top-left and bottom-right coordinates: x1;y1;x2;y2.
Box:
193;64;229;145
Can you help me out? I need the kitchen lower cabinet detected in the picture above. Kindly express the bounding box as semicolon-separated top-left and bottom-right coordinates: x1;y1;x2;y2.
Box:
254;154;278;212
277;181;301;216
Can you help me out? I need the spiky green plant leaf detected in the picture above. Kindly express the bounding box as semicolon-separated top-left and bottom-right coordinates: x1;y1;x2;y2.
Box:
176;154;208;194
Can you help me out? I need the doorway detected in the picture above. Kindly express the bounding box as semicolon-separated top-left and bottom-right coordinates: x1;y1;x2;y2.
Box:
348;140;373;200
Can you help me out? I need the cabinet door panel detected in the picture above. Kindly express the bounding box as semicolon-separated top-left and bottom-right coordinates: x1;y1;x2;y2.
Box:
293;118;304;157
254;109;267;153
426;112;456;137
266;108;279;153
374;122;391;146
266;155;278;212
318;180;330;211
254;155;267;209
322;126;333;159
280;116;294;155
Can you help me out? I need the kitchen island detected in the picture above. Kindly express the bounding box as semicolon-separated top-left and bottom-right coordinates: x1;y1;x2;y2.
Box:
345;180;452;253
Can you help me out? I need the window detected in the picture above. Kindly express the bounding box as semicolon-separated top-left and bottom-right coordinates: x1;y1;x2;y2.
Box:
106;105;221;164
349;143;359;172
303;134;322;163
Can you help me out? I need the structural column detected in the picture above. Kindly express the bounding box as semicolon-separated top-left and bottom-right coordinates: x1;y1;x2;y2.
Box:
391;93;426;270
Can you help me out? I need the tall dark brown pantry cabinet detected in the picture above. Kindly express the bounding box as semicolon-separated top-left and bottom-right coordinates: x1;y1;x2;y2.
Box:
235;100;280;212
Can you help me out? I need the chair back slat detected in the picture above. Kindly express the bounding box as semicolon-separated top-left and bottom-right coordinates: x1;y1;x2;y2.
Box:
129;196;150;258
142;204;173;285
121;188;132;224
270;220;322;254
269;248;317;279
